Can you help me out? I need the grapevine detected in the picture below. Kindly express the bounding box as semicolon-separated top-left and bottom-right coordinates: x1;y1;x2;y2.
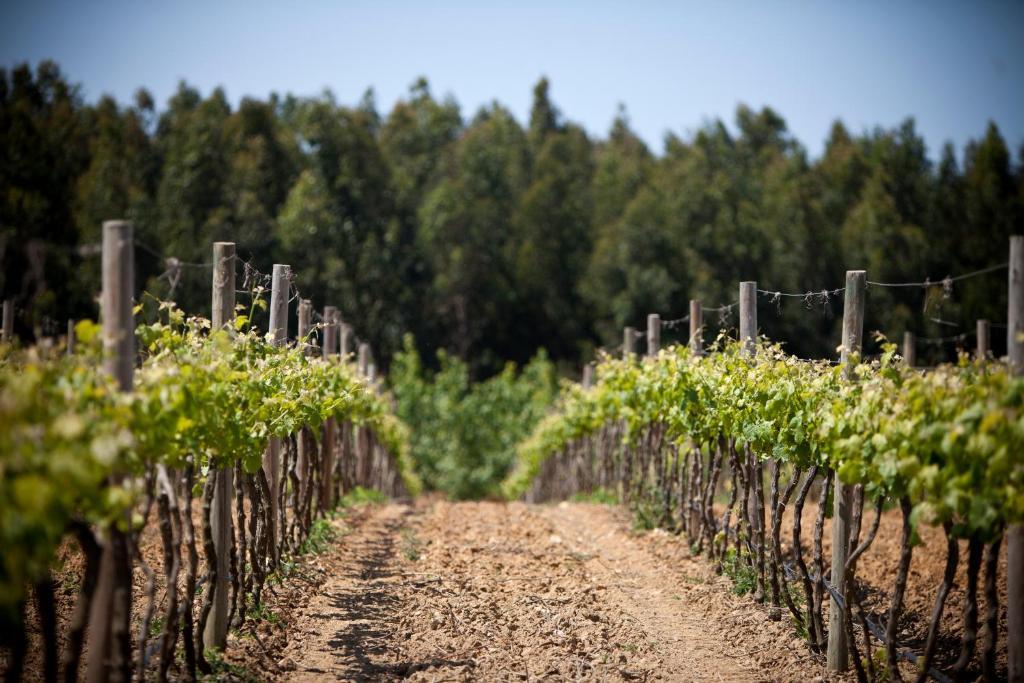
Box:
504;338;1023;680
0;303;418;678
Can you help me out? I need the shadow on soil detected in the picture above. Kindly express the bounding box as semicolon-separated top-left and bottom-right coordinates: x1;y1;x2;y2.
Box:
323;509;475;681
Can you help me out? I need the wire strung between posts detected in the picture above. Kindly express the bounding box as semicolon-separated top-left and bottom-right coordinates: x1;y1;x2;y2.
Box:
757;287;844;300
134;240;215;269
757;287;845;316
866;262;1008;289
661;314;690;330
919;332;972;346
700;301;739;325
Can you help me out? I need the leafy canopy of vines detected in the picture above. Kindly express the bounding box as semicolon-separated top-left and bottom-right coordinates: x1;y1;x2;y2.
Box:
0;303;418;620
504;339;1023;540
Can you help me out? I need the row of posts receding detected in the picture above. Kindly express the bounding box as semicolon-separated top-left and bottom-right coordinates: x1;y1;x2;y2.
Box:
589;239;1023;678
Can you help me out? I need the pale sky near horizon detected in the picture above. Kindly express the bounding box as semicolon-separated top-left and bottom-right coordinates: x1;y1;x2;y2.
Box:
1;1;1022;160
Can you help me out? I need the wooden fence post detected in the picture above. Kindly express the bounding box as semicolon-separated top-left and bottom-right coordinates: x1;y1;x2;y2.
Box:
320;306;339;512
295;297;314;530
902;331;916;368
340;322;352;359
647;314;661;357
977;319;990;361
738;280;765;600
827;269;866;672
323;306;338;360
623;326;636;358
358;342;371;377
205;241;234;649
297;299;313;356
2;299;13;342
1007;235;1023;683
739;282;757;357
689;300;703;357
67;318;76;356
265;263;290;564
582;363;594;389
355;342;372;487
86;220;135;683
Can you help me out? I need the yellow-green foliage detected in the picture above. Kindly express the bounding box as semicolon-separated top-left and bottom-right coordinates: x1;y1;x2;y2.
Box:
503;340;1024;541
0;305;416;620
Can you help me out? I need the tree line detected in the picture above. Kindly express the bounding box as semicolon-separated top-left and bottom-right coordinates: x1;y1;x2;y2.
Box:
2;60;1022;376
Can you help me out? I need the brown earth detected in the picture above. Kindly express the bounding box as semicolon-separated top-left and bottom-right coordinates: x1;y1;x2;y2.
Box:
6;496;1006;681
266;500;833;682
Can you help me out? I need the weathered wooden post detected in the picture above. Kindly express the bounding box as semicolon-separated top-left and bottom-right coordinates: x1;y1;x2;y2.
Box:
265;263;290;563
689;300;703;357
902;331;916;368
340;321;352;359
739;282;757;357
647;314;661;357
623;326;636;358
355;342;372;486
67;319;76;356
297;299;313;356
827;269;866;672
977;319;990;361
323;306;338;360
320;306;339;512
86;220;135;683
295;297;314;534
1008;236;1024;683
358;342;371;377
205;241;234;649
738;280;766;600
582;363;594;389
2;299;13;342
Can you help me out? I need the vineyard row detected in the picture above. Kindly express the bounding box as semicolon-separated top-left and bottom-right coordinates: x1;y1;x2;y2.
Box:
504;238;1024;682
0;221;418;681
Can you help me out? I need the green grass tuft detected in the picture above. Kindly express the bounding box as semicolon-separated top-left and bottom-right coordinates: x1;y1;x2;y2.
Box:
570;488;619;505
340;486;387;507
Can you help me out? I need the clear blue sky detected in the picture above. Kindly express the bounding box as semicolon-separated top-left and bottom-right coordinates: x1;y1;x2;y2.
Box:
2;0;1022;159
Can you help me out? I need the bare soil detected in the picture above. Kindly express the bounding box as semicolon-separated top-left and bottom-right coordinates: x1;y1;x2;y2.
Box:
7;496;1007;681
266;500;832;682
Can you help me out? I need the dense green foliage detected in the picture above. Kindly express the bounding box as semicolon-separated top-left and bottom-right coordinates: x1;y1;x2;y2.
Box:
389;335;556;499
0;309;417;622
3;62;1023;375
504;342;1024;538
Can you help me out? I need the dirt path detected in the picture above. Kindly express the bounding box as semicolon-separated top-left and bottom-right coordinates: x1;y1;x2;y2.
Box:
268;500;831;682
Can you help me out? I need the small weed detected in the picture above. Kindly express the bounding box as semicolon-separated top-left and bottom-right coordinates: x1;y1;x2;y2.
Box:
266;557;298;586
791;615;809;641
246;601;280;625
202;647;261;683
631;496;662;531
299;518;337;556
870;649;891;681
400;528;422;561
680;574;705;585
148;615;165;637
719;549;757;597
571;488;619;505
59;572;81;596
340;486;387;507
